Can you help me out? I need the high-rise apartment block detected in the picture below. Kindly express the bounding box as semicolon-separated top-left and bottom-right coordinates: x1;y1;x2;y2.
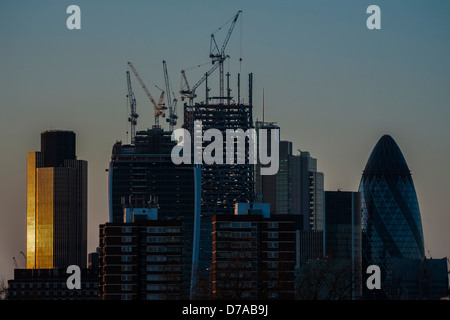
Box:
211;203;296;299
99;209;183;300
26;130;87;269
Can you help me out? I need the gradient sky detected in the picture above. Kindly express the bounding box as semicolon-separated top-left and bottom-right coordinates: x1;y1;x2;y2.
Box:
1;0;449;281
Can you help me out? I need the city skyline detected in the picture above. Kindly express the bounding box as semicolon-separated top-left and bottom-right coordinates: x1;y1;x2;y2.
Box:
1;0;449;284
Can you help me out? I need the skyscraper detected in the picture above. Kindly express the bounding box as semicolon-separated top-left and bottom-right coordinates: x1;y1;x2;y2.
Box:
324;190;362;299
255;140;324;230
27;130;87;269
255;139;325;264
359;134;425;298
108;127;195;298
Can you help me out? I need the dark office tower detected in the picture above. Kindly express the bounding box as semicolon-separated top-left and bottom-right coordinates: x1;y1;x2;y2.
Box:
359;135;425;299
324;190;362;299
27;130;87;269
108;127;195;299
254;120;280;205
40;130;76;167
256;141;324;229
255;139;324;264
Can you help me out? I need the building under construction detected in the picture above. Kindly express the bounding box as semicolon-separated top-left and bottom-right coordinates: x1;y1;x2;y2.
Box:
183;93;255;215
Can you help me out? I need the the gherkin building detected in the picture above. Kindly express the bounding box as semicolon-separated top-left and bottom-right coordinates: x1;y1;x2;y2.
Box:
359;135;425;299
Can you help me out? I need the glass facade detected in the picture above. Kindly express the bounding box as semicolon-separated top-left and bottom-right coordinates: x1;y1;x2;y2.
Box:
359;135;425;298
26;131;87;269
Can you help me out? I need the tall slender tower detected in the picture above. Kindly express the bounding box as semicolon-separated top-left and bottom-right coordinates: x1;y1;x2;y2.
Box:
27;130;87;269
359;135;424;298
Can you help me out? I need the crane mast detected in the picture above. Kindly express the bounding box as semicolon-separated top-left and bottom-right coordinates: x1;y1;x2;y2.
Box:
209;10;242;103
126;70;138;144
163;60;178;131
180;10;242;105
127;61;166;126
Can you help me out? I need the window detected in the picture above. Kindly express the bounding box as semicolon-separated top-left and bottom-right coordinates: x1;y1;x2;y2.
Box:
267;242;278;249
147;284;167;291
121;246;132;252
121;255;132;262
122;236;132;243
268;232;278;239
267;252;279;259
268;222;278;229
121;284;132;291
121;275;132;282
147;255;167;262
122;227;132;233
121;265;132;272
121;294;133;300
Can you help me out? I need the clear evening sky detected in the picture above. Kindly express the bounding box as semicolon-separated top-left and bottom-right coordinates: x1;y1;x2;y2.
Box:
1;0;449;280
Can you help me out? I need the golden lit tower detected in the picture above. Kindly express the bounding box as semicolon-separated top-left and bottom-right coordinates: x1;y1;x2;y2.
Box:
26;130;87;269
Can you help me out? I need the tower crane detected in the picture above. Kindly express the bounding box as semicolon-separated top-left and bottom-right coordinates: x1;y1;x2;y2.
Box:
163;60;178;132
126;70;138;144
180;10;242;105
209;9;242;103
127;61;166;126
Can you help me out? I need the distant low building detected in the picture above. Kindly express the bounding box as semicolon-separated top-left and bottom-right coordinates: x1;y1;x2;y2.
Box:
391;257;449;300
8;268;98;300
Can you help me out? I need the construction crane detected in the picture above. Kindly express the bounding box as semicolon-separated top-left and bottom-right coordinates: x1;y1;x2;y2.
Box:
126;70;138;144
163;60;178;131
127;61;166;126
180;10;242;105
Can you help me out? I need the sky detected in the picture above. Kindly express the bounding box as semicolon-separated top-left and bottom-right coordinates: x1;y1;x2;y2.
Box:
0;0;449;281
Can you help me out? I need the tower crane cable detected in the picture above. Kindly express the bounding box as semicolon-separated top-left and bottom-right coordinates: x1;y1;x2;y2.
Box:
180;10;242;104
127;61;166;126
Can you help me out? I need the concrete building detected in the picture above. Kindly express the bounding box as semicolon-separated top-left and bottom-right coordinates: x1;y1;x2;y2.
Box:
8;268;98;300
98;207;183;300
211;203;296;299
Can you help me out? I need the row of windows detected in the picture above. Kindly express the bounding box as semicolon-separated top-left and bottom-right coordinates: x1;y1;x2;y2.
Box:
216;222;280;229
147;227;181;234
146;255;182;263
147;246;182;253
216;231;254;239
10;282;98;289
147;236;181;243
147;265;181;272
11;290;98;297
146;284;180;292
216;222;254;229
215;242;255;249
147;274;181;282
